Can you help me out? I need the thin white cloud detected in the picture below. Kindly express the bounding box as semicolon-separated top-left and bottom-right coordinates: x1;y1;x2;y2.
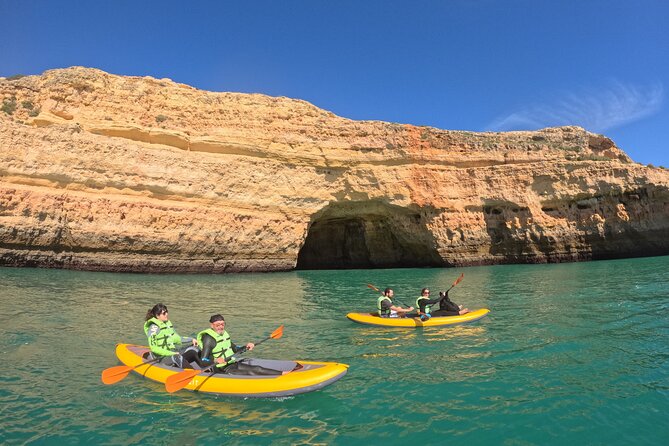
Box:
486;81;664;132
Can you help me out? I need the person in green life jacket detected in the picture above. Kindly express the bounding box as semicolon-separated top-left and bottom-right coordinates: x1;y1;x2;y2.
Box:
377;288;414;318
416;288;470;319
198;314;288;376
415;288;443;320
144;303;199;369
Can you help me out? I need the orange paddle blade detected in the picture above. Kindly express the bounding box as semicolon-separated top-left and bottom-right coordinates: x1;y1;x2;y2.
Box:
367;284;380;292
101;365;133;385
165;369;203;393
453;273;464;287
270;325;284;340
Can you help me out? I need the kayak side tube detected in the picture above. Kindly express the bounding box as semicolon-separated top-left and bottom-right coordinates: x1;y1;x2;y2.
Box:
114;344;348;398
346;308;490;327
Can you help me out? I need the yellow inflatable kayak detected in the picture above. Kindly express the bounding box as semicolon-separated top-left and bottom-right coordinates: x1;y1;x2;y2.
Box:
346;308;490;327
114;344;348;397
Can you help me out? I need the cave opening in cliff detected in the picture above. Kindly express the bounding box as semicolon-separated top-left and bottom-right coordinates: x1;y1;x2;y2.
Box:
296;201;445;270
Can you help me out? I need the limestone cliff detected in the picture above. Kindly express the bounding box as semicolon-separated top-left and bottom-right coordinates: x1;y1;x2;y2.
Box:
1;67;667;272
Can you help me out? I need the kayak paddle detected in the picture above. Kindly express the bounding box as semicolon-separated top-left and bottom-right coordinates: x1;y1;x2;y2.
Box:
445;273;464;293
367;283;413;309
164;325;285;393
101;357;161;385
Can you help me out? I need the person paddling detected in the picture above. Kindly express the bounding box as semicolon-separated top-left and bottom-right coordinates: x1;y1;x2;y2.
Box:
415;288;444;320
144;303;199;368
377;288;414;318
198;314;288;376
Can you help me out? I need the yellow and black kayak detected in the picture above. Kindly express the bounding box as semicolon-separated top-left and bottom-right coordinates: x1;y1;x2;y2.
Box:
346;308;490;327
115;344;348;398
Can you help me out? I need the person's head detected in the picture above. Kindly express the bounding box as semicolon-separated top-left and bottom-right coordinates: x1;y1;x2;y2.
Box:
146;303;169;321
421;288;430;297
209;314;226;333
384;288;394;298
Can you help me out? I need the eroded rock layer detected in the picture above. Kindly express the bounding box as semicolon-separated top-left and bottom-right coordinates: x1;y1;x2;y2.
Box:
1;67;668;272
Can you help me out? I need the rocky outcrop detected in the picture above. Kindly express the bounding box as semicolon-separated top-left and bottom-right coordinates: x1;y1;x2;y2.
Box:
1;67;667;272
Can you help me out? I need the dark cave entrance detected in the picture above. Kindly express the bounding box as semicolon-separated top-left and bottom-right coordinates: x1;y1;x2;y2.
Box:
296;201;445;270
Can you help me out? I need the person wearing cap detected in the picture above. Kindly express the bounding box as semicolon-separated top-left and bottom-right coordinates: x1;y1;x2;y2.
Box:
197;314;286;376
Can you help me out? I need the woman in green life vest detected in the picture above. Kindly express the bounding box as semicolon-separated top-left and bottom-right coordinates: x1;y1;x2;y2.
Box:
144;303;199;368
198;314;287;376
415;288;443;320
416;288;470;319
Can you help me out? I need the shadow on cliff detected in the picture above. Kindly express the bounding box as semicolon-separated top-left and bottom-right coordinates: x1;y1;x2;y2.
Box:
296;201;447;270
483;187;669;264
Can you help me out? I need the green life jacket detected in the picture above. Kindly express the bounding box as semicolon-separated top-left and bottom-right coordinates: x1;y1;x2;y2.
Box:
143;317;180;356
197;328;235;368
377;295;392;316
416;297;433;314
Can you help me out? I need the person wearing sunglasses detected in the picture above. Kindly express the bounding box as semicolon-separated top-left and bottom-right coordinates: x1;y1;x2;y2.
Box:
415;288;443;320
143;303;199;368
416;287;469;319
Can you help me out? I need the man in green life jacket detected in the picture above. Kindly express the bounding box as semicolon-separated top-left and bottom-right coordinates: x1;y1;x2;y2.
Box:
377;288;414;318
197;314;287;376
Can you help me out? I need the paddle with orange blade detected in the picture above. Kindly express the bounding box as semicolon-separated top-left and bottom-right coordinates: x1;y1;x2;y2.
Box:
445;273;464;293
101;357;162;385
164;325;284;393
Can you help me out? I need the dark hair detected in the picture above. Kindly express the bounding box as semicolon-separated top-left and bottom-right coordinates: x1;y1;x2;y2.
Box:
209;314;225;323
145;303;168;321
384;288;392;295
421;288;430;295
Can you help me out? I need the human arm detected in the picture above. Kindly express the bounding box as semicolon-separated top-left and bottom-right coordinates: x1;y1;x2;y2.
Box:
418;297;441;314
179;336;198;346
390;304;414;313
199;332;218;364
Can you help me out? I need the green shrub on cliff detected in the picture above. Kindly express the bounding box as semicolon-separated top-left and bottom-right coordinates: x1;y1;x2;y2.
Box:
2;97;17;115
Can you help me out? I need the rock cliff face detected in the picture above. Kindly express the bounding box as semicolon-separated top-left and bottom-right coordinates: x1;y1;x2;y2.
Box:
1;67;668;272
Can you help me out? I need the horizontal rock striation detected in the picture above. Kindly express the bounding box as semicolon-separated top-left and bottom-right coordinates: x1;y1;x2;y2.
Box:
1;67;668;272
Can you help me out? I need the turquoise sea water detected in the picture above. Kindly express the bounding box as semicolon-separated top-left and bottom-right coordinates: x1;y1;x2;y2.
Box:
1;256;668;445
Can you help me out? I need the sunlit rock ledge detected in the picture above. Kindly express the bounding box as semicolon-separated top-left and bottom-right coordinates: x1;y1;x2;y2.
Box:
1;67;668;272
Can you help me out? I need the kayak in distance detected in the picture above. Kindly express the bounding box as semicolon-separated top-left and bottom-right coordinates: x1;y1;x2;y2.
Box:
113;343;349;398
346;308;490;327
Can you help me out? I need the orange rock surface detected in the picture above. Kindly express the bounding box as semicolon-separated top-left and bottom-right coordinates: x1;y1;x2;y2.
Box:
1;67;667;272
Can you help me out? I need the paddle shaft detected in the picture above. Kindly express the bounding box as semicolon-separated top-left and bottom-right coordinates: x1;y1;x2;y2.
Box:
367;284;413;309
101;356;162;384
165;326;284;392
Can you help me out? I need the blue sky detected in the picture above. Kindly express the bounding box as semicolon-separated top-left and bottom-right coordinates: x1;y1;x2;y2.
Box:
2;1;667;167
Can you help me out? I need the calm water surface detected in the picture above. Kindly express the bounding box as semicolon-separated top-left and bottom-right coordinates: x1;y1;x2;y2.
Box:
1;256;668;445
